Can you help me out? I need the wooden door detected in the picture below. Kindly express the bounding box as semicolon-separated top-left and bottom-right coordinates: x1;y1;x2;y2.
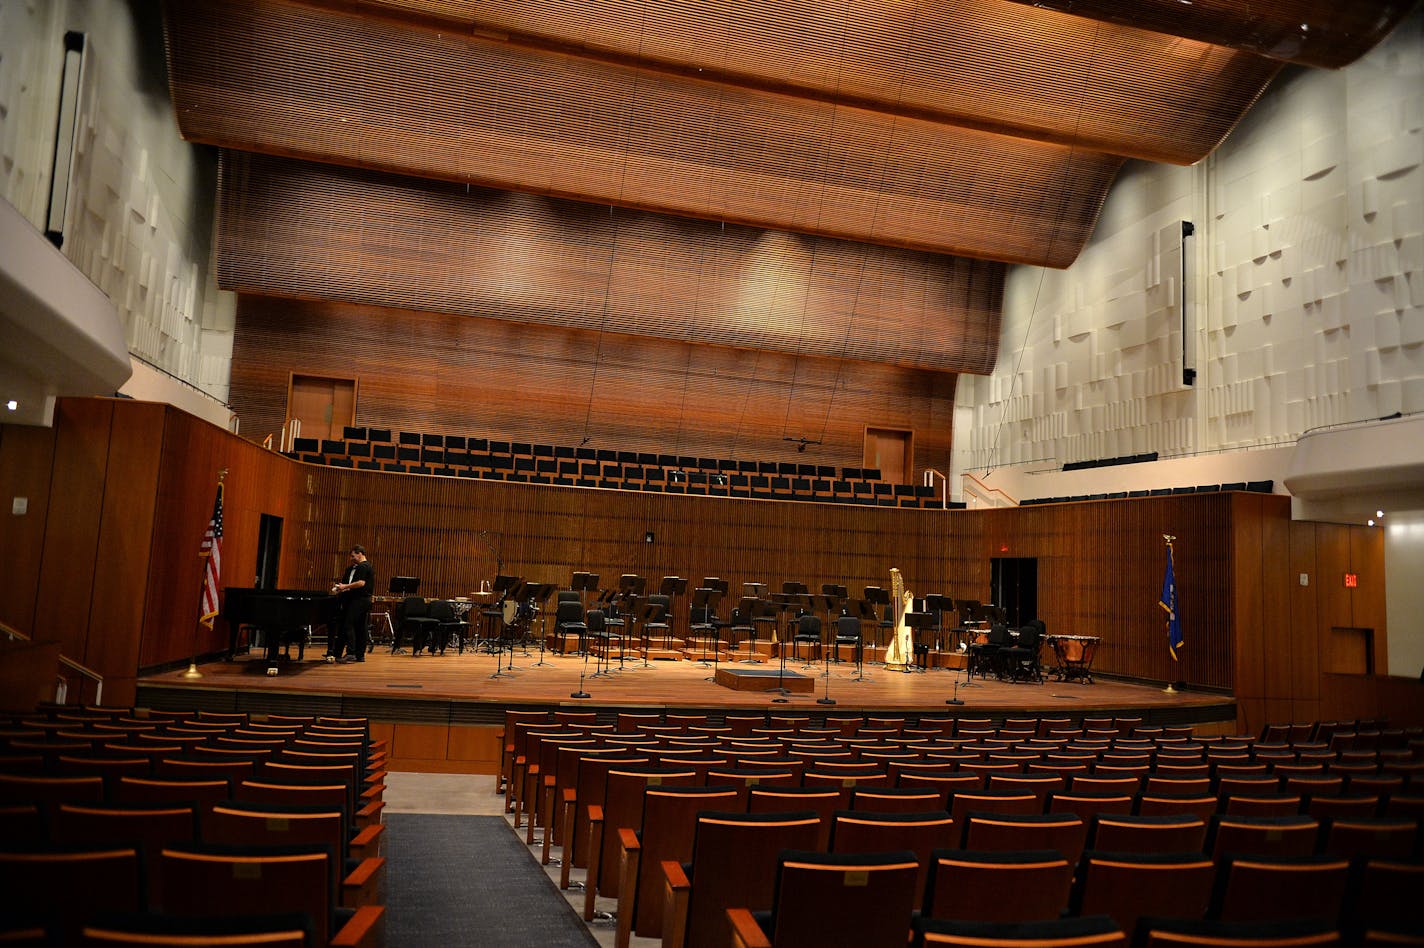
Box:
864;427;913;484
287;374;357;442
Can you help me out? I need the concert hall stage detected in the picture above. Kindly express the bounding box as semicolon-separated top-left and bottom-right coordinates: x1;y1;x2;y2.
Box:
138;647;1235;732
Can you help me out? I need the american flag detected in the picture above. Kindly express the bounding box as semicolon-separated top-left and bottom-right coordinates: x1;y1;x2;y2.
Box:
199;483;224;628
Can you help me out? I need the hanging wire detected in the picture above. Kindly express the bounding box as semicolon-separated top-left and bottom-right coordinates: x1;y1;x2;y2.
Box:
984;20;1103;476
578;1;652;446
815;0;927;450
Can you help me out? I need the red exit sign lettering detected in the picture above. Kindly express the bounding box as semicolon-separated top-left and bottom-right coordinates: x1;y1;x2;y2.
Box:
1344;573;1358;588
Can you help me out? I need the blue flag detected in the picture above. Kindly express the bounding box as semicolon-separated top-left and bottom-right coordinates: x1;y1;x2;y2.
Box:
1159;542;1182;661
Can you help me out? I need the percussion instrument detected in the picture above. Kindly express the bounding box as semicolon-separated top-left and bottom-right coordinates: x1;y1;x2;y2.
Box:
1045;634;1101;683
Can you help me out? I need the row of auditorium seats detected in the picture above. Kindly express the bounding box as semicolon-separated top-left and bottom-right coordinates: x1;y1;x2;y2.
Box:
285;427;959;508
1020;481;1275;505
0;706;387;947
494;711;1422;948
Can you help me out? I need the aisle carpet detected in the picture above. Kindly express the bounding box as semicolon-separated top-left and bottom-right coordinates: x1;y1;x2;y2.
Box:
383;814;599;948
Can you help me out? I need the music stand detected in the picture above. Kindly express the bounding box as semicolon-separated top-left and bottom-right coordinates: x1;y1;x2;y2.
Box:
767;594;806;699
527;582;558;666
863;585;890;657
633;598;666;668
389;576;419;595
954;599;984;689
691;587;724;675
905;611;935;673
660;576;688;642
849;598;878;681
499;579;529;670
571;571;599;612
480;574;519;654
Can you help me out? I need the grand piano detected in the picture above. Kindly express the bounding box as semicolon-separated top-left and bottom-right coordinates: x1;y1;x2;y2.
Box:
222;587;339;662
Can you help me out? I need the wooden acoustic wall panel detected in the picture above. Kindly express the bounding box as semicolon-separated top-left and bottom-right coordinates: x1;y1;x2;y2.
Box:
295;465;1241;689
164;0;1122;266
981;495;1235;688
229;295;958;476
142;404;306;670
0;422;60;636
345;0;1279;164
218;154;1003;375
995;0;1416;69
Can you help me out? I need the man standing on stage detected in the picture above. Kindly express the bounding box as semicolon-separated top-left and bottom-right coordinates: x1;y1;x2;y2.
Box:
329;545;375;663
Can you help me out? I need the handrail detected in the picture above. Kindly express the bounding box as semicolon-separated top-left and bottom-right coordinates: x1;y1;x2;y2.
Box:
921;468;949;508
960;470;1019;507
0;619;105;705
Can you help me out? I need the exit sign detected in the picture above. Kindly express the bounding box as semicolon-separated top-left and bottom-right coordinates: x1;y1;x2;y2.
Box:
1344;573;1358;588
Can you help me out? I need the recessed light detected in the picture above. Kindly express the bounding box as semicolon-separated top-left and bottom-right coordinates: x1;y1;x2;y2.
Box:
1368;519;1376;527
1376;509;1384;518
5;400;16;411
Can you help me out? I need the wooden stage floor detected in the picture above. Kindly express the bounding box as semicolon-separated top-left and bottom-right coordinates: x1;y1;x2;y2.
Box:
140;647;1235;730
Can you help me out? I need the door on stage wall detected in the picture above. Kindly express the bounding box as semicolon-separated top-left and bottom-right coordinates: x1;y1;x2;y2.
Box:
991;557;1038;628
865;427;914;484
286;373;357;443
256;514;282;590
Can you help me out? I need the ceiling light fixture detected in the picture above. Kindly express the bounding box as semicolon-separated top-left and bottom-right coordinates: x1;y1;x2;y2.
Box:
5;400;16;411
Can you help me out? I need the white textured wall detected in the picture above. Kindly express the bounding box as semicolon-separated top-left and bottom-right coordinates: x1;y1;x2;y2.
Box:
1385;511;1424;678
957;10;1424;478
0;0;233;408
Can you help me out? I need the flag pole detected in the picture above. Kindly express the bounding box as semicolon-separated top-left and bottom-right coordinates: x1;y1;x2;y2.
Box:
181;469;227;679
1161;533;1177;694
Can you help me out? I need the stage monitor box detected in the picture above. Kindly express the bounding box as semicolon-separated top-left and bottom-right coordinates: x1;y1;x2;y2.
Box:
389;576;420;595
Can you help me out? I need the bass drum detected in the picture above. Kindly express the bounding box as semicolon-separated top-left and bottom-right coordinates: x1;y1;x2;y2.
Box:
502;599;520;626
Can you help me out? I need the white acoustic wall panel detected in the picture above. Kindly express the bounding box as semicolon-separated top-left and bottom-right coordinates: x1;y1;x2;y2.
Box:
957;8;1423;476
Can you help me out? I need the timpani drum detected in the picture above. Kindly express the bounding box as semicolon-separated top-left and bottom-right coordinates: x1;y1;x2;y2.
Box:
1045;634;1101;684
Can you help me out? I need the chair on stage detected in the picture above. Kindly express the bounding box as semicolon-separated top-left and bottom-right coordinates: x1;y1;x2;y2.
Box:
426;599;468;654
1000;620;1046;683
791;614;822;666
833;614;862;667
725;850;920;948
392;596;439;655
968;623;1011;680
554;599;588;656
661;810;822;948
642;594;674;652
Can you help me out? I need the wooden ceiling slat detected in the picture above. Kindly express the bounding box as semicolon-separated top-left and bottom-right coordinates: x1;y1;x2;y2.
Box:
343;0;1281;164
164;0;1125;267
217;154;1003;375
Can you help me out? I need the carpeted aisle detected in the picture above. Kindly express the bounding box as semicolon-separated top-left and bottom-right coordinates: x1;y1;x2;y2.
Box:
384;814;599;948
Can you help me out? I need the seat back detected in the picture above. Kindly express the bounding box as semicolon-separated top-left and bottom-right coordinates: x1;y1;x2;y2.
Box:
1091;813;1208;853
1074;850;1215;935
628;785;742;938
913;915;1127;948
157;843;336;945
597;768;698;898
949;790;1041;844
0;845;143;939
830;809;957;893
78;913;313;947
924;849;1074;922
1135;918;1340;948
555;599;584;625
747;785;842;849
965;812;1088;865
1209;815;1319;860
680;811;822;948
764;850;920;947
1212;854;1351;923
